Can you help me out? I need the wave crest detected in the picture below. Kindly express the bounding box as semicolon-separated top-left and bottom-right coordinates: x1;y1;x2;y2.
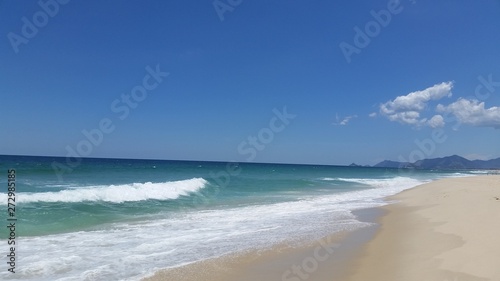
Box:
335;176;426;189
12;178;208;204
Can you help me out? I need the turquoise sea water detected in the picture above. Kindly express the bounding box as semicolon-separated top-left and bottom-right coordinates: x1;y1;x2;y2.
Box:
0;155;472;280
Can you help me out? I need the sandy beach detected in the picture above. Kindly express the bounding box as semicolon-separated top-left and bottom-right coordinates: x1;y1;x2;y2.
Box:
346;175;500;281
144;175;500;281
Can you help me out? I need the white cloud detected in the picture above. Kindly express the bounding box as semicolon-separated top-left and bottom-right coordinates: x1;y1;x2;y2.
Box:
376;81;500;130
387;111;421;125
427;115;445;128
333;114;357;126
369;112;377;118
379;81;453;126
437;98;500;129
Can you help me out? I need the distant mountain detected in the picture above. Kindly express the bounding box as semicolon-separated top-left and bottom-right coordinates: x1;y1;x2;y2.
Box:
472;157;500;169
374;155;500;170
373;160;410;169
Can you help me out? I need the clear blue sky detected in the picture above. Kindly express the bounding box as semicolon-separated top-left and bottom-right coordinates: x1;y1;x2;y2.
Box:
1;0;500;165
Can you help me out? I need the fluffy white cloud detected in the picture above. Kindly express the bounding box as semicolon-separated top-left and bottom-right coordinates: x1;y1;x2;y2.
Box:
437;98;500;129
377;81;500;129
369;112;377;118
387;111;421;125
379;81;453;126
427;115;445;128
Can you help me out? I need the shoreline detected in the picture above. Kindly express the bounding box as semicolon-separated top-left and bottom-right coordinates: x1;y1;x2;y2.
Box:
345;175;500;281
143;175;500;281
142;230;355;281
142;208;385;281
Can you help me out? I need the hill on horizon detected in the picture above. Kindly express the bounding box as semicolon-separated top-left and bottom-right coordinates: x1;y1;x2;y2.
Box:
374;155;500;170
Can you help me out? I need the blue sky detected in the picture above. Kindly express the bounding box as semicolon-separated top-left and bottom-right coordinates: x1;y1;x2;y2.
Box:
1;0;500;165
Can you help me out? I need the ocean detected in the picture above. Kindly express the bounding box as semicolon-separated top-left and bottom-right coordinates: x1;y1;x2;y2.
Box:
0;155;472;280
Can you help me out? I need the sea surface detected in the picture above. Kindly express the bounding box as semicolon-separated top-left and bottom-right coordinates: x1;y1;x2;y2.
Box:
0;155;474;280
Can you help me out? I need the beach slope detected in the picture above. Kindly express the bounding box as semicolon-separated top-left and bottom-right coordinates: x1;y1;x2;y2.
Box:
346;175;500;281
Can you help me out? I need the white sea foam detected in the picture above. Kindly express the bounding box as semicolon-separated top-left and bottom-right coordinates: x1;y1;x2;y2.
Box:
468;170;489;174
336;176;427;189
0;175;433;281
434;172;477;178
6;178;207;204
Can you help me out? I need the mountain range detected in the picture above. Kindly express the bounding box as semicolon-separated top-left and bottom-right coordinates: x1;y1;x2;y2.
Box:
373;155;500;170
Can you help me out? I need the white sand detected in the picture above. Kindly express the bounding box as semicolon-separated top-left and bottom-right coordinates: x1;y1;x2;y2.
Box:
346;175;500;281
